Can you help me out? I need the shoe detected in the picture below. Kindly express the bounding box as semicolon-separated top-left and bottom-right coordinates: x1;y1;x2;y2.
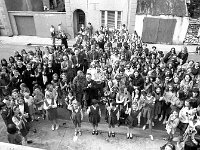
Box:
27;140;33;144
159;116;163;121
154;116;158;120
149;135;154;141
163;120;166;124
137;123;140;127
108;132;111;137
163;137;169;141
130;134;133;139
92;131;95;135
95;130;98;135
51;125;55;131
112;133;115;137
127;133;130;139
118;123;121;127
143;125;146;130
55;124;59;130
75;131;78;136
79;131;82;136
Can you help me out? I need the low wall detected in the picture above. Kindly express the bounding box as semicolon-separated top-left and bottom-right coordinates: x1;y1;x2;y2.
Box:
0;142;44;150
135;15;189;44
8;11;71;38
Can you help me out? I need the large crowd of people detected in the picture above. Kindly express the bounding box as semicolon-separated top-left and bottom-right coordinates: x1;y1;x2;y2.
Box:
1;23;200;150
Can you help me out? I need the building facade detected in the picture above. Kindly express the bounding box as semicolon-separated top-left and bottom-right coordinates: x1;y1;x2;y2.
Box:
0;0;137;38
65;0;137;37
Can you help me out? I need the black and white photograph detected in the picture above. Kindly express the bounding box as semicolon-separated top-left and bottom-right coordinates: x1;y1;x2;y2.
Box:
0;0;200;150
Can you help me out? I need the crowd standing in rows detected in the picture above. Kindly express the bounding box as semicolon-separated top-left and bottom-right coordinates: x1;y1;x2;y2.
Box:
1;23;200;150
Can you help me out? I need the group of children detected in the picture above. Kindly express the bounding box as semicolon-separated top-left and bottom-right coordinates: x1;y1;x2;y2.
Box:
0;24;200;149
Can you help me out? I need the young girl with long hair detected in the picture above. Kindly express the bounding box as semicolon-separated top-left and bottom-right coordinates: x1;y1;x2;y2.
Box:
43;84;59;131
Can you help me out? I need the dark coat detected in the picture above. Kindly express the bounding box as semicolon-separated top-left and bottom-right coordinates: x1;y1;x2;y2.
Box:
130;74;144;90
1;107;14;126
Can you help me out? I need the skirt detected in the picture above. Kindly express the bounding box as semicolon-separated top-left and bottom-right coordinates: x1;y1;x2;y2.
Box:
125;116;138;129
28;105;35;116
89;115;100;126
142;108;153;120
47;108;58;121
72;115;81;128
108;116;118;128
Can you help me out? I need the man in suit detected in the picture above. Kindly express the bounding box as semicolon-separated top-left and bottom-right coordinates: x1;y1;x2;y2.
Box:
71;49;85;74
84;73;98;107
87;45;100;66
72;70;87;107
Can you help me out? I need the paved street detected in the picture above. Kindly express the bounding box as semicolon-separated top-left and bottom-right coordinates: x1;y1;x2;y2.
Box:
0;116;167;150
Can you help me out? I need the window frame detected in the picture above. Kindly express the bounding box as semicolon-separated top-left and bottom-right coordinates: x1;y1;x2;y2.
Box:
101;10;122;30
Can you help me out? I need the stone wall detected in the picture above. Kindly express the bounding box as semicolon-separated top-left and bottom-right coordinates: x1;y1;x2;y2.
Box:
0;0;12;36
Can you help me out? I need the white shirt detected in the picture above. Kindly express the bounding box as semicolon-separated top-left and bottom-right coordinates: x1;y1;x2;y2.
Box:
125;68;134;77
50;27;55;33
24;96;33;106
19;104;24;115
43;98;57;110
179;107;190;124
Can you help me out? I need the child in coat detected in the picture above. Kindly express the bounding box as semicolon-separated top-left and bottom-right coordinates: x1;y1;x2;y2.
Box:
32;87;45;119
24;92;35;121
106;101;119;137
125;102;140;139
87;99;101;135
68;99;83;136
165;109;180;142
140;87;155;141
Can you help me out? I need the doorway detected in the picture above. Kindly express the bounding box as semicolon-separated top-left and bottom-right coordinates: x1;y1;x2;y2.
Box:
15;16;36;36
73;9;85;36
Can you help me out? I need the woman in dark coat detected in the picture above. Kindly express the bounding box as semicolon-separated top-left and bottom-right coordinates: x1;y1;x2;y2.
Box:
177;46;188;65
129;70;144;90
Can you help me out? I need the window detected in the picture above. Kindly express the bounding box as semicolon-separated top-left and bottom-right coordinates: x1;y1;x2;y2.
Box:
117;11;122;29
101;11;105;27
101;11;122;29
107;11;115;29
43;0;65;12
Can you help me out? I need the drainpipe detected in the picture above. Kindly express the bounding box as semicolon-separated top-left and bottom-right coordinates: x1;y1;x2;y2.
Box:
127;0;130;30
25;0;32;11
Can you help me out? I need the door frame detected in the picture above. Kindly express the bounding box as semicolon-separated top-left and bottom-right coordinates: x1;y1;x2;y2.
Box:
73;9;86;36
